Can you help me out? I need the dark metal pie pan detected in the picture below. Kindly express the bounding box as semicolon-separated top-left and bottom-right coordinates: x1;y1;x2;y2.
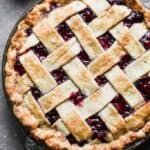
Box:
2;1;150;149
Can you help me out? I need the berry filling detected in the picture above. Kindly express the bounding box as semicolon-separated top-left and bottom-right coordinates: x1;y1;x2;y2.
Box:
57;22;74;41
123;11;143;28
95;75;108;86
46;109;60;124
31;42;49;61
111;95;133;118
87;115;108;141
107;0;125;5
118;54;134;70
30;87;42;99
140;31;150;50
66;134;87;146
97;32;115;50
69;91;85;106
50;2;61;11
14;58;26;76
77;50;91;65
25;27;33;36
51;68;68;84
135;74;150;101
79;7;96;23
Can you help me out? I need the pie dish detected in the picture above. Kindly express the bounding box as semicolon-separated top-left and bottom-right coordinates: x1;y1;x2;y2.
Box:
4;0;150;149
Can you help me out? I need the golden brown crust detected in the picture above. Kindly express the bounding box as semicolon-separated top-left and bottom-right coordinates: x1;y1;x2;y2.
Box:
4;0;150;149
125;0;150;28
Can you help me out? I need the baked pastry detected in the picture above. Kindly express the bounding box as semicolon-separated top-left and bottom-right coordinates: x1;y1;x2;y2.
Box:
4;0;150;149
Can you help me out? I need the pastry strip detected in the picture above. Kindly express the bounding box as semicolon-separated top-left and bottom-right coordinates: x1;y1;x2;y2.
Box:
39;80;78;113
99;104;128;138
42;38;81;72
63;58;98;96
20;51;57;93
88;42;126;77
110;23;145;59
57;101;92;141
89;5;131;37
48;1;86;27
77;83;117;119
83;0;110;15
125;51;150;82
33;18;64;52
67;15;104;59
105;66;144;108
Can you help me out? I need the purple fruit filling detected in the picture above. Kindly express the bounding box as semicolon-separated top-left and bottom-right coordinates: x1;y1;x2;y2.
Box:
140;31;150;50
111;95;133;118
87;115;108;141
57;23;74;41
118;54;134;70
46;109;60;124
66;134;87;146
69;91;85;106
123;11;143;28
14;58;26;76
95;75;108;86
49;2;61;11
30;87;42;99
25;27;33;36
107;0;125;5
77;50;91;65
135;74;150;101
51;68;68;84
97;32;115;50
31;42;49;61
79;7;96;23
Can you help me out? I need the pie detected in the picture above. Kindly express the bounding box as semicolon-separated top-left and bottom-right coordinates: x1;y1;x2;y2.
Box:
4;0;150;149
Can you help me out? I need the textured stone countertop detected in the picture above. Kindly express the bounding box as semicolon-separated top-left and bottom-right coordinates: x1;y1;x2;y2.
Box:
0;0;150;150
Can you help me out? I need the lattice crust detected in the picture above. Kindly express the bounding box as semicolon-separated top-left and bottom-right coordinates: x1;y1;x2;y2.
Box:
4;0;150;149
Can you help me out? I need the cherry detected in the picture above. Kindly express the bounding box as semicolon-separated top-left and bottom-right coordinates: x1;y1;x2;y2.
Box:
77;50;91;66
95;75;108;86
97;32;115;50
111;95;133;118
51;68;68;84
46;109;60;124
14;58;26;76
30;87;42;99
79;7;96;23
57;23;74;41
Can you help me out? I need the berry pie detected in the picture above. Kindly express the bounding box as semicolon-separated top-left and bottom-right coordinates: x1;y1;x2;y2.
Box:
4;0;150;149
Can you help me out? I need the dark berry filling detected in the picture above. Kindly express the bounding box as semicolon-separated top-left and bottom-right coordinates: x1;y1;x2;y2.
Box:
95;75;108;86
97;32;115;50
111;95;133;118
51;68;68;84
57;22;74;41
69;91;85;106
118;54;134;70
46;109;60;124
87;115;108;141
50;2;61;11
30;87;42;99
135;74;150;101
31;42;49;61
66;134;87;146
25;27;33;36
14;58;26;76
123;11;144;28
140;31;150;50
79;7;96;23
107;0;125;5
77;50;91;66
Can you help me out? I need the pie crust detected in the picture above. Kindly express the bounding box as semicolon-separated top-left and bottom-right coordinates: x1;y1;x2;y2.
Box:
4;0;150;149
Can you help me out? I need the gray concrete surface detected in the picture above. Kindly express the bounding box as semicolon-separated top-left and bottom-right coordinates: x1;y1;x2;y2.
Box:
0;0;150;150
